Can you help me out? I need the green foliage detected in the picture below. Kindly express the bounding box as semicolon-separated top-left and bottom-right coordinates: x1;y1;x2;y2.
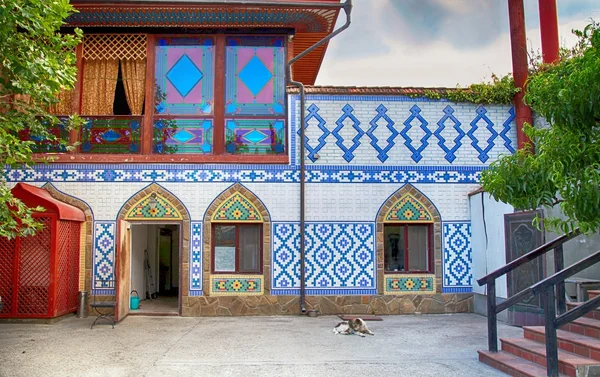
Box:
409;74;519;105
482;22;600;234
0;0;82;239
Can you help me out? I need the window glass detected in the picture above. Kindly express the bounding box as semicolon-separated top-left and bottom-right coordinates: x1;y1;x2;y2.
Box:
407;225;428;271
384;225;405;272
153;37;215;155
224;36;286;155
239;225;260;273
214;225;235;272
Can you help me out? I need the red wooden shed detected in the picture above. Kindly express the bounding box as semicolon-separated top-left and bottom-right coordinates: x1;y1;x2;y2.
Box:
0;183;85;319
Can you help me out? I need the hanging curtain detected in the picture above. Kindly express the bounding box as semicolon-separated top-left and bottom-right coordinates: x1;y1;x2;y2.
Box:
48;89;74;115
81;58;119;115
120;58;146;115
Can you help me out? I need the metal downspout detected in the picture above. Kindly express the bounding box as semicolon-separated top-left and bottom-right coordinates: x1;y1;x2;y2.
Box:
286;0;353;313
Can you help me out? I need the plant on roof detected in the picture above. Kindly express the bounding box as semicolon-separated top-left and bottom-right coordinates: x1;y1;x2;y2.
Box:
481;22;600;234
0;0;82;239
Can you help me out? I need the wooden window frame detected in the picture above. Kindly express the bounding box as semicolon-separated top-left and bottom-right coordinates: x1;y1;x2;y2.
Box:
211;223;263;274
35;33;289;164
383;223;434;274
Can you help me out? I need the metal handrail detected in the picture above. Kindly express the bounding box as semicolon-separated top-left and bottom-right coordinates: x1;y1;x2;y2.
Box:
478;225;600;377
477;229;580;285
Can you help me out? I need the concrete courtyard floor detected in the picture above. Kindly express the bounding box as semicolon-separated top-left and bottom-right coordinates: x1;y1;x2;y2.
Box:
0;313;522;377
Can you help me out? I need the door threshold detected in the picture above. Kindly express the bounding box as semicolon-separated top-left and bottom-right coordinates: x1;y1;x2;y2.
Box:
128;311;179;317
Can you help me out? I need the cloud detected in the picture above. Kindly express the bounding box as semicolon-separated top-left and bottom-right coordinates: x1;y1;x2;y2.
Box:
317;0;600;87
325;0;392;60
381;0;507;49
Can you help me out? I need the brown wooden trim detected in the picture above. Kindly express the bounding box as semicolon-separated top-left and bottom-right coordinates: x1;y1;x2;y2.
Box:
213;35;226;156
32;153;289;164
70;43;84;150
383;223;434;274
211;223;263;274
142;34;155;155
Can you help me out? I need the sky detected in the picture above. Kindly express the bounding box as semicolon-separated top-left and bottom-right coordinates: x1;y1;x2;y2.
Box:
317;0;600;87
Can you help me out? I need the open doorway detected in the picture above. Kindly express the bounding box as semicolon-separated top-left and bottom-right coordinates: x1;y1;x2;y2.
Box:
130;223;180;315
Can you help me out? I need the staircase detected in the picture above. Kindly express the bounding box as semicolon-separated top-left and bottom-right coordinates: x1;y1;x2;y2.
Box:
479;290;600;377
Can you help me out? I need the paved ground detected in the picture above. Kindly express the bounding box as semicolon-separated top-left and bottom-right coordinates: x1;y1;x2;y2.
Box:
0;313;522;377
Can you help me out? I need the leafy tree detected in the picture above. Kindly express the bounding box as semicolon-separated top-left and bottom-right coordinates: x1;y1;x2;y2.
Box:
482;22;600;234
0;0;81;239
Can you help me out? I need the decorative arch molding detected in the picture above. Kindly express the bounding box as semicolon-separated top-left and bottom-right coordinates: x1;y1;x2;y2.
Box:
383;193;434;223
116;183;191;306
124;192;183;221
42;183;95;295
211;192;263;222
376;184;442;294
203;183;271;296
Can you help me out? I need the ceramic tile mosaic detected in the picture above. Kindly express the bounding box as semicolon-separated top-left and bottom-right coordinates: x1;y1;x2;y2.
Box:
212;192;262;222
93;222;116;294
190;222;203;292
271;222;376;295
384;193;434;223
209;275;263;296
442;222;472;293
124;193;182;220
384;274;435;295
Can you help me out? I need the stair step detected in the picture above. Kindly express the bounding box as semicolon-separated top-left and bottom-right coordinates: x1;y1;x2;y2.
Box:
589;291;600;300
479;350;568;377
566;302;600;321
501;337;600;377
560;317;600;339
524;326;600;361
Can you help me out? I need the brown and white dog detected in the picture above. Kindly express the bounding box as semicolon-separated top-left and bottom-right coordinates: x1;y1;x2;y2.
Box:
333;318;374;337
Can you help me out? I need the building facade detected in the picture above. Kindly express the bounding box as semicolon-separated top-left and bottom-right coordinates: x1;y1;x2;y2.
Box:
3;1;517;318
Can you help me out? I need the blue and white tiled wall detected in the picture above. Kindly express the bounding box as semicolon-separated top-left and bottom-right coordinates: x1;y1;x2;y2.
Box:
5;94;515;295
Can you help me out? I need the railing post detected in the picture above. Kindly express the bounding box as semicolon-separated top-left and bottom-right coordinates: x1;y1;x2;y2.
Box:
487;281;498;352
554;244;566;315
544;286;559;377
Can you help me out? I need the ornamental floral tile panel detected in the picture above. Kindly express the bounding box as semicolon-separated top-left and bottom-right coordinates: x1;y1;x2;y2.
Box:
272;222;376;295
155;37;215;115
125;193;182;220
93;222;115;292
212;192;262;222
442;222;472;293
384;194;433;223
225;36;285;116
209;275;263;296
384;274;435;295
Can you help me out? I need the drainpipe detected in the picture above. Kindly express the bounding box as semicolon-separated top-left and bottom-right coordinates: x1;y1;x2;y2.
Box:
287;0;353;313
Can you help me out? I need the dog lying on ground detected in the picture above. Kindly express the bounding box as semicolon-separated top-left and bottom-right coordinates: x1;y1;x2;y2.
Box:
333;318;374;337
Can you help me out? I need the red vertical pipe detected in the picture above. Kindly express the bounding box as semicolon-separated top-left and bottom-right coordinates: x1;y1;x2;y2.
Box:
508;0;533;150
539;0;560;63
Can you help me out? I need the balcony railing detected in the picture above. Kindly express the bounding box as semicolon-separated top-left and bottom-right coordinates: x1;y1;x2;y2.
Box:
80;116;142;154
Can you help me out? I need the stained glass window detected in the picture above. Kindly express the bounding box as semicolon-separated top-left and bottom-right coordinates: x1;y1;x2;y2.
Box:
224;37;286;155
154;118;213;154
155;37;215;115
81;117;141;154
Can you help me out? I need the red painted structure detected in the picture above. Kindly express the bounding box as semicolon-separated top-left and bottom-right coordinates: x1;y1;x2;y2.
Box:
539;0;560;63
0;183;85;319
508;0;560;150
508;0;533;150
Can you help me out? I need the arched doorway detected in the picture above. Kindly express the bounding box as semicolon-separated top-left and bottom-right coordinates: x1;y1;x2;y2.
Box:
115;183;190;320
375;184;442;295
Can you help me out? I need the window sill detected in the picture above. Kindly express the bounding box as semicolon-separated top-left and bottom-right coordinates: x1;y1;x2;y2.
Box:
32;153;289;164
384;271;433;274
